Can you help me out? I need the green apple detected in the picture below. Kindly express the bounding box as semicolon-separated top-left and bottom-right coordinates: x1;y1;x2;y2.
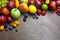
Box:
41;4;48;11
11;8;21;19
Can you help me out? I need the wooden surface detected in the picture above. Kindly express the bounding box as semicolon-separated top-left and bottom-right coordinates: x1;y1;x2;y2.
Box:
0;12;60;40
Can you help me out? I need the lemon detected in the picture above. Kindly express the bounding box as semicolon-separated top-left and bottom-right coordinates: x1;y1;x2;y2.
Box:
29;5;37;14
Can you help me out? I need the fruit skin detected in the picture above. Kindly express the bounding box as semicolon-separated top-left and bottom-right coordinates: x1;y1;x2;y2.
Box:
57;13;60;16
49;1;57;11
56;1;60;6
12;23;17;28
7;16;13;23
0;25;4;31
41;4;48;11
19;3;28;13
41;11;46;16
4;23;8;28
15;29;18;32
34;14;39;19
45;0;50;4
5;27;9;31
19;0;28;4
35;0;42;8
1;7;9;16
29;5;37;14
0;0;8;8
7;1;15;10
56;8;60;15
0;15;7;25
14;21;20;25
11;8;21;19
37;9;41;16
8;26;13;30
15;0;19;8
28;0;35;5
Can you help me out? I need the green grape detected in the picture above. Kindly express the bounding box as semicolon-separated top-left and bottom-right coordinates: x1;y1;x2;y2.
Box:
0;0;8;8
4;4;6;6
0;2;1;4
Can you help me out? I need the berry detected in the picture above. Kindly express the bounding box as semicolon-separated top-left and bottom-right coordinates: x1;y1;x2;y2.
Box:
41;11;46;16
57;13;60;16
5;28;9;31
36;16;39;19
37;9;41;16
4;23;8;28
24;14;28;18
15;29;18;32
23;17;26;22
32;15;36;19
8;26;12;30
0;0;8;8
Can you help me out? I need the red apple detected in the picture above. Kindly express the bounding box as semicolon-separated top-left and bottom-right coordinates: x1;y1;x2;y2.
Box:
56;8;60;14
1;7;9;16
56;1;60;6
7;16;13;23
0;15;7;25
0;17;1;24
37;9;41;16
41;11;46;16
28;0;35;5
35;0;42;8
49;1;57;11
7;1;15;10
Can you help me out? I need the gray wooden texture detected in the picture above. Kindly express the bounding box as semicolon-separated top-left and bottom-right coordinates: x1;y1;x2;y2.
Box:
0;11;60;40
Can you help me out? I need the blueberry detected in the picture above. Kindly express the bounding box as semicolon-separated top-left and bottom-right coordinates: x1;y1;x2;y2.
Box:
57;13;60;16
34;14;39;19
34;14;38;17
5;28;9;31
9;23;12;26
15;29;18;32
8;26;12;30
4;23;8;28
32;15;36;19
23;18;26;22
24;14;28;18
36;17;39;19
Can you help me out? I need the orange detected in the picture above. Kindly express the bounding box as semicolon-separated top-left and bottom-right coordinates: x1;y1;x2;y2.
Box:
14;21;20;25
0;25;4;31
12;23;17;28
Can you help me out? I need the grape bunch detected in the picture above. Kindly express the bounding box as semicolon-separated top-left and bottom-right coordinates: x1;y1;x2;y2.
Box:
0;0;8;8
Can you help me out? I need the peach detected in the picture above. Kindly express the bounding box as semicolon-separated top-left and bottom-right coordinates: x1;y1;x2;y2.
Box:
19;3;28;13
